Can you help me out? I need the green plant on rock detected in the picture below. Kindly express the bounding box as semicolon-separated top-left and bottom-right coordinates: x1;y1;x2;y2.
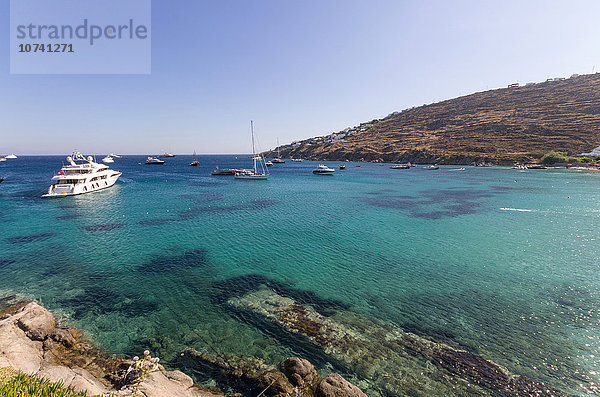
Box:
0;367;90;397
126;350;160;396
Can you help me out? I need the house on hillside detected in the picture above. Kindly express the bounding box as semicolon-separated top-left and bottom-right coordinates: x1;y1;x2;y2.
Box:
508;83;519;88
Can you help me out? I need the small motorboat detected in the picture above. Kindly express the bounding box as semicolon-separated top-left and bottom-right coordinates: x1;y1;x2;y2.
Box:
391;164;410;169
339;165;346;169
145;157;165;165
291;158;304;162
102;155;114;163
313;164;335;174
424;165;439;170
211;168;237;175
265;161;273;167
0;177;5;183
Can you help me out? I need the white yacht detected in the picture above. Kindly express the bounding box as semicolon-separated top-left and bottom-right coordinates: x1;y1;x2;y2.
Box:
0;156;6;162
102;155;114;163
43;152;122;197
145;156;165;165
312;164;335;174
235;121;269;180
5;154;17;159
158;152;175;158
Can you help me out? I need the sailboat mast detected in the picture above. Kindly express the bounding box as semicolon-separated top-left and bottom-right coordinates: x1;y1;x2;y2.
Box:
251;120;257;173
251;120;256;157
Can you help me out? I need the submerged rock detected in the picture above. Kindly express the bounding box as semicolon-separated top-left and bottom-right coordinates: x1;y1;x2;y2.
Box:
280;357;320;390
224;286;570;397
182;350;367;397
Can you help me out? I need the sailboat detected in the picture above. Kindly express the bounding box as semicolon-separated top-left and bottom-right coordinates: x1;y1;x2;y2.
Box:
271;138;285;163
235;121;269;180
190;151;200;166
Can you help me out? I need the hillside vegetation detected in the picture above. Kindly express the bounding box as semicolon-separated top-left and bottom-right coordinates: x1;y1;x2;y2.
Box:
268;74;600;164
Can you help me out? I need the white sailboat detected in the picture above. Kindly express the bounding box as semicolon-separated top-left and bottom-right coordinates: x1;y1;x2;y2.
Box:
235;121;269;180
190;151;200;166
272;138;285;163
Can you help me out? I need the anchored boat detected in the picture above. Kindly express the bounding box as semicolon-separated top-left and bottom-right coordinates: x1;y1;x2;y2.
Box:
271;138;285;163
313;164;335;174
43;152;122;197
145;157;165;165
235;121;269;180
190;151;200;166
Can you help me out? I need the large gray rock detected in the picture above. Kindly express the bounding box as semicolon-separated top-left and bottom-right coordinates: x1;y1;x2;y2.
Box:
136;367;218;397
0;301;223;397
316;373;367;397
49;327;76;347
164;369;194;388
280;357;320;388
16;302;55;341
0;318;43;373
37;364;111;395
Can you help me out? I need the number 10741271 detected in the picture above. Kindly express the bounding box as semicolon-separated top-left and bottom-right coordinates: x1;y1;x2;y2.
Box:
18;43;74;53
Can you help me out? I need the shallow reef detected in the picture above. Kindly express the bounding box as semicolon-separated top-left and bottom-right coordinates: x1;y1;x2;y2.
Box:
84;223;124;232
354;187;500;219
6;232;56;244
211;275;570;397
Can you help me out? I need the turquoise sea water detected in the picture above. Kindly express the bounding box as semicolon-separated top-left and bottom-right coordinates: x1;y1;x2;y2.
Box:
0;156;599;395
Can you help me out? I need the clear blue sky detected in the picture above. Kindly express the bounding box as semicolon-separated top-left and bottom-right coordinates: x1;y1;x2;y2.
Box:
2;0;600;155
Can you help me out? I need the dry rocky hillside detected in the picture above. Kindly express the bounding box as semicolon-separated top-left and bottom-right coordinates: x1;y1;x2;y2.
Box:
268;73;600;164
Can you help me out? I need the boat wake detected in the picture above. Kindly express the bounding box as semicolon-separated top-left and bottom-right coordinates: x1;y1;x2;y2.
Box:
500;207;533;212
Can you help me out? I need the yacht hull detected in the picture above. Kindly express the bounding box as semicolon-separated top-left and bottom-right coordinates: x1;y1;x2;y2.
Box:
234;174;269;180
43;172;122;198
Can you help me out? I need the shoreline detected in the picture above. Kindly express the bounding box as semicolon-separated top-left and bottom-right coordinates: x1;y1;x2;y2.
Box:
0;297;368;397
0;292;574;397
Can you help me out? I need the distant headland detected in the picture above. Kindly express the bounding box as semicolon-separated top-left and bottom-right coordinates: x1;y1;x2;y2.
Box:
265;73;600;165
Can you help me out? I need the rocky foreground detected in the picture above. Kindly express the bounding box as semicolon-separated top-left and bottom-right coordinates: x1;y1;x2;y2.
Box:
0;299;367;397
